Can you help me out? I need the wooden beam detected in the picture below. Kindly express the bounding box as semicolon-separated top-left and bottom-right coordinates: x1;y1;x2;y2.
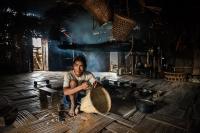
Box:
59;41;132;52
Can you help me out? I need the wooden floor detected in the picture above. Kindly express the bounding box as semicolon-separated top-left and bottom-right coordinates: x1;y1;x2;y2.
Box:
1;71;200;133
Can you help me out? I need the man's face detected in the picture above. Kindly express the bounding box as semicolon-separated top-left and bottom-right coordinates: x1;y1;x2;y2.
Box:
73;60;84;77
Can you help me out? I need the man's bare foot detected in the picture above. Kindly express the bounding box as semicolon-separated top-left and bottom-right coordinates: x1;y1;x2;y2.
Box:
68;105;75;117
75;105;80;115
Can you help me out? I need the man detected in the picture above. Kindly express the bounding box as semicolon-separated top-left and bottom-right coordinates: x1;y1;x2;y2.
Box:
63;55;97;116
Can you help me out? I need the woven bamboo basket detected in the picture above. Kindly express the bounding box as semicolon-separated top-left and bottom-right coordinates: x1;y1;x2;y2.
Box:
112;14;136;41
164;72;186;82
82;0;112;24
80;86;111;114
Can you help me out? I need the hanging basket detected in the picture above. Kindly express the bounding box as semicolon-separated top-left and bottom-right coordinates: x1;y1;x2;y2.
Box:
82;0;112;24
112;14;136;41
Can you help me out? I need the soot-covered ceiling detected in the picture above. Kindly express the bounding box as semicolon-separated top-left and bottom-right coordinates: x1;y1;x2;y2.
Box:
1;0;199;20
1;0;200;47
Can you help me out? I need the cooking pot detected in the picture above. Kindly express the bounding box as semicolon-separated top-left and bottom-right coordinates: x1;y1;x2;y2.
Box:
135;98;156;113
134;89;154;99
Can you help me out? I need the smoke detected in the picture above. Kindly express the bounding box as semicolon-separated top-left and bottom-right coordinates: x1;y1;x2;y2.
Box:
49;40;85;70
84;52;108;72
66;14;113;44
50;13;113;71
48;41;109;71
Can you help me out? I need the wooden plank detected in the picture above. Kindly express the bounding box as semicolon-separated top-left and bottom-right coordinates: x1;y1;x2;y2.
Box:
13;110;38;128
189;119;200;133
10;94;37;101
133;117;159;133
123;107;137;119
81;114;114;133
65;113;104;133
0;86;16;90
11;119;70;133
178;90;196;110
162;84;189;104
17;102;41;111
13;97;39;106
38;87;57;93
101;129;114;133
32;105;59;118
128;111;146;124
106;122;137;133
11;88;36;92
108;113;136;128
155;84;196;120
154;122;186;133
192;95;200;119
133;118;185;133
146;113;187;130
76;113;136;133
155;104;186;120
0;92;21;97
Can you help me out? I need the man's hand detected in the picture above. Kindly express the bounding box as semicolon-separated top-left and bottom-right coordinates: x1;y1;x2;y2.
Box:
93;81;98;88
81;82;89;90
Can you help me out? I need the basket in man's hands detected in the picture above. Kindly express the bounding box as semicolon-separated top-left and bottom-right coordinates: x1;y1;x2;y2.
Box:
80;85;111;114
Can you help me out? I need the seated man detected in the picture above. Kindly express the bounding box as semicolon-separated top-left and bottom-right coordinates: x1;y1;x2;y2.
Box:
63;55;97;116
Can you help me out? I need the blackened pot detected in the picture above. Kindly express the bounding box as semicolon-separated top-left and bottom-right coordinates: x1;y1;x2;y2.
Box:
135;98;156;113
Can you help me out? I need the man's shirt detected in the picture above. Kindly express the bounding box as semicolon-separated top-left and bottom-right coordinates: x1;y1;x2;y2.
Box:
63;70;96;88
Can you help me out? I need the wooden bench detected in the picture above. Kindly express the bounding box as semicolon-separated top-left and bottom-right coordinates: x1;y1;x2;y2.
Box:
34;80;51;88
38;87;58;102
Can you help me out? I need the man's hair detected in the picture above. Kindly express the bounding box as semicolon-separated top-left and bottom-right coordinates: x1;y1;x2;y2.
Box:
73;55;87;69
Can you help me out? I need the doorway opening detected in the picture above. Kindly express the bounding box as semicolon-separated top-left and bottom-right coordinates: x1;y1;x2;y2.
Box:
32;38;48;71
